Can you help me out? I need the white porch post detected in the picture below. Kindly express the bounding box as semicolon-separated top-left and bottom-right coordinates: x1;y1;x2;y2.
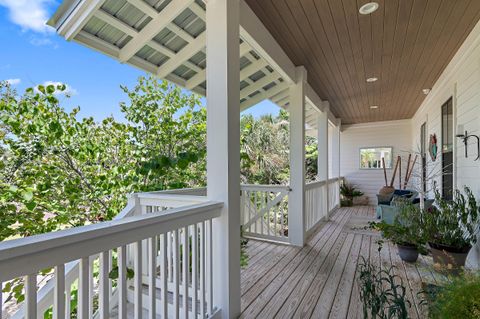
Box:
288;66;307;247
336;120;341;179
205;0;241;318
317;107;329;217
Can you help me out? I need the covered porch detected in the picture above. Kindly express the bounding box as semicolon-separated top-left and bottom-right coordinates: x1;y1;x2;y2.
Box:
240;206;440;319
2;0;480;318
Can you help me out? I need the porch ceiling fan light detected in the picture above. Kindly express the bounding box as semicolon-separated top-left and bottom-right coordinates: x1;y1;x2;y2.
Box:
359;2;379;15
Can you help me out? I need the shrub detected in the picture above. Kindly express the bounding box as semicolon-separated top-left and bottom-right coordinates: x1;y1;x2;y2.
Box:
429;273;480;319
424;187;480;249
371;204;427;250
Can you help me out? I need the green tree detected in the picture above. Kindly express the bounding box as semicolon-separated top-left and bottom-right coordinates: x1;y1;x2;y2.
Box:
0;76;205;242
240;110;318;185
240;111;290;184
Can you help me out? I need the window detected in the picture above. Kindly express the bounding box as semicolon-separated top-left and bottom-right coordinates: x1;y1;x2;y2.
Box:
441;98;453;200
360;147;393;169
420;122;427;193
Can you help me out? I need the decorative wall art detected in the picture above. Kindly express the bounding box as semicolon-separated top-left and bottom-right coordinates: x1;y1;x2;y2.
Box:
429;133;438;161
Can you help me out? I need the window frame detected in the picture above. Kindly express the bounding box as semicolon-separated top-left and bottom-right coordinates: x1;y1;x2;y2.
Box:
359;146;394;170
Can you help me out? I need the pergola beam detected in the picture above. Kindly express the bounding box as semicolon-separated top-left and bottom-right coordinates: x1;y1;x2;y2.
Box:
157;32;206;78
119;0;194;62
240;72;281;100
185;41;252;90
94;9;203;75
126;0;158;18
240;83;288;111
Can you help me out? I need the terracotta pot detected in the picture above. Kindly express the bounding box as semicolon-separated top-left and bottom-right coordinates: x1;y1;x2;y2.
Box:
429;242;471;268
397;243;419;263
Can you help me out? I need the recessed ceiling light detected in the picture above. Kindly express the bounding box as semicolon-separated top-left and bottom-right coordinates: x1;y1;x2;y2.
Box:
422;88;431;95
366;77;378;82
359;2;379;15
370;105;379;109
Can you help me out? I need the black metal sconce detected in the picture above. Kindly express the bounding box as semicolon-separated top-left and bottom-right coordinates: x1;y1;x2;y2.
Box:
456;125;480;161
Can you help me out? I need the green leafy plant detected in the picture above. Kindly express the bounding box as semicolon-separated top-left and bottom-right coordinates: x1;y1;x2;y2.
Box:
358;257;411;319
340;183;364;206
424;187;480;249
371;204;427;251
428;273;480;319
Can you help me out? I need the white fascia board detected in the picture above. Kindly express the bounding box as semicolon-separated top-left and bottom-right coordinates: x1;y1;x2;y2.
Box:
305;82;326;113
239;0;296;84
49;0;106;40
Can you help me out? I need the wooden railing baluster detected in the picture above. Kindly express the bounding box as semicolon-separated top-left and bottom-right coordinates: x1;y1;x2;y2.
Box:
53;265;65;319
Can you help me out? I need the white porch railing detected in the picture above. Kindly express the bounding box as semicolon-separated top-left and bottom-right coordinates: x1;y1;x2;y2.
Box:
328;177;343;212
240;184;290;244
1;192;221;319
305;180;328;233
305;177;344;234
3;180;344;318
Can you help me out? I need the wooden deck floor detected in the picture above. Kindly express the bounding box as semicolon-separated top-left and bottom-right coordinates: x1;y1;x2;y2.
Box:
240;206;441;319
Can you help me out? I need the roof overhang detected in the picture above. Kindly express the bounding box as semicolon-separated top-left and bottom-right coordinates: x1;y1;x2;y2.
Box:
48;0;338;132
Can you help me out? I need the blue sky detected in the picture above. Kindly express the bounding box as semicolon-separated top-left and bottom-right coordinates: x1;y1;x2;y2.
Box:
0;0;279;121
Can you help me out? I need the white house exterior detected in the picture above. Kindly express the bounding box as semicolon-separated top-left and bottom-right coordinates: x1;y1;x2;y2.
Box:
1;0;480;318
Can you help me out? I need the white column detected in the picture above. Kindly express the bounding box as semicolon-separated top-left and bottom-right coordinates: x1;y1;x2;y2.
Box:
336;120;341;179
288;66;307;247
317;107;329;217
205;0;241;317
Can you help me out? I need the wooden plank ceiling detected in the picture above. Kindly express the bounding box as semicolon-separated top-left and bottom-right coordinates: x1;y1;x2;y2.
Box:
246;0;480;124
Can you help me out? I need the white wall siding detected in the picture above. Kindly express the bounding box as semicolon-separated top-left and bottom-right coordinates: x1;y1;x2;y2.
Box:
340;120;412;205
411;20;480;269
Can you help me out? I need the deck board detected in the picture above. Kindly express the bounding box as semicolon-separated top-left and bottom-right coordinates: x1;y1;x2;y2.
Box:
239;208;349;318
240;206;430;318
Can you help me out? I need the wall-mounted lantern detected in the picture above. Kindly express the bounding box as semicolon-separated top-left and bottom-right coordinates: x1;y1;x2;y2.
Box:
456;124;480;161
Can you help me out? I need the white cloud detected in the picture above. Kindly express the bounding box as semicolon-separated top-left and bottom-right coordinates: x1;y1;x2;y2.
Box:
30;36;54;46
5;78;21;85
37;81;78;96
0;0;55;33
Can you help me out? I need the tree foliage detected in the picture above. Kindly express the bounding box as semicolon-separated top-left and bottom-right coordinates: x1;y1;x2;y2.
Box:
240;110;318;185
0;76;206;241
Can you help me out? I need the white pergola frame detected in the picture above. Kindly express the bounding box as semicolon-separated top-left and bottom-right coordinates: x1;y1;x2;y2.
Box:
49;0;342;316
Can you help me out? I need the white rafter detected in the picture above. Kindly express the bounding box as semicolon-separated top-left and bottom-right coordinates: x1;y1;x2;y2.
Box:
119;0;194;62
167;22;195;43
240;72;281;100
157;31;206;78
185;41;251;90
239;59;268;82
271;90;289;104
125;0;158;18
93;9;203;75
189;2;206;21
240;83;288;111
94;9;137;36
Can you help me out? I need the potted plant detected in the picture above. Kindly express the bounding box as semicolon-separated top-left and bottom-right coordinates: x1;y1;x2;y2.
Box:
340;182;364;207
424;187;480;269
371;204;426;262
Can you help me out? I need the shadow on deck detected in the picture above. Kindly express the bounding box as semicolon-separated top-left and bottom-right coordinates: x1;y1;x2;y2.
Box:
240;206;440;319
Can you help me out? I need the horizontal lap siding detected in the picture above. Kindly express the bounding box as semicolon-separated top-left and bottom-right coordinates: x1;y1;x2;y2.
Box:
340;120;412;205
411;20;480;269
